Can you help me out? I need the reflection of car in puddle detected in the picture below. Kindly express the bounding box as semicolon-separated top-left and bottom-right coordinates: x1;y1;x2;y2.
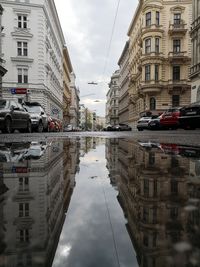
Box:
0;142;30;162
23;141;48;160
138;141;200;158
0;141;49;162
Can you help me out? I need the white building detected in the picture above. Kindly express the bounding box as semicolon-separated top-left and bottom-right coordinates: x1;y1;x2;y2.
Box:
106;70;120;125
1;0;65;119
70;72;80;127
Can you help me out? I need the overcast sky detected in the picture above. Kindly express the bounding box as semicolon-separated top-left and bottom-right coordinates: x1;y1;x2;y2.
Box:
55;0;138;116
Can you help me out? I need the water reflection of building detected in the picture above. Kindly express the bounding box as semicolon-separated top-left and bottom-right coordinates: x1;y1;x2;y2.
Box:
115;140;200;267
105;139;119;186
80;137;104;156
0;139;79;267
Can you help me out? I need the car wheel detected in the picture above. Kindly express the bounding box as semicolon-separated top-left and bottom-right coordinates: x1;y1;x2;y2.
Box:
138;128;143;131
27;121;32;133
4;118;12;134
37;121;44;133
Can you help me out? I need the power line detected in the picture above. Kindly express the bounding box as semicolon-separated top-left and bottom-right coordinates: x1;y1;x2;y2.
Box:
102;0;121;81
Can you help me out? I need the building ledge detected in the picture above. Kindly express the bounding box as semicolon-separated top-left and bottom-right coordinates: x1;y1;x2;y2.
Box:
11;57;34;63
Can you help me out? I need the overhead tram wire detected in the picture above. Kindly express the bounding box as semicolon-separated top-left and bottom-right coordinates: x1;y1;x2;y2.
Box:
102;0;121;81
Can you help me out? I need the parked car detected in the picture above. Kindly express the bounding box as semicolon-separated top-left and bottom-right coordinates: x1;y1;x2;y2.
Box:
23;141;47;160
0;99;32;133
148;115;163;130
113;123;132;131
47;116;56;132
137;117;152;131
23;102;48;132
160;107;182;129
63;124;73;132
179;103;200;129
103;125;115;131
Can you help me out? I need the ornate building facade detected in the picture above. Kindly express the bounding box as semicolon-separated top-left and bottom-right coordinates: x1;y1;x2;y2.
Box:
127;0;192;127
63;46;73;126
106;70;120;126
1;0;65;119
118;41;130;125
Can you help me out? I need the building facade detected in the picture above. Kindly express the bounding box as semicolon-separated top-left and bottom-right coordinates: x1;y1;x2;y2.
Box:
190;0;200;103
127;0;192;127
69;72;80;127
63;46;73;126
1;0;65;119
118;41;130;125
106;70;120;126
0;4;7;98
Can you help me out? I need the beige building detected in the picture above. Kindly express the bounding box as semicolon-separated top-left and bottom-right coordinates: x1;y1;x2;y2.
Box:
63;46;73;126
118;41;130;125
190;0;200;103
127;0;192;127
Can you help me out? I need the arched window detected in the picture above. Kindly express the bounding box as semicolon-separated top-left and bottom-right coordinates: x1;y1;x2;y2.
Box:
150;97;156;110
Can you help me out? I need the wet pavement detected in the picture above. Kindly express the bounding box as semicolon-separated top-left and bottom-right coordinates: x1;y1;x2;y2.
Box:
0;133;200;266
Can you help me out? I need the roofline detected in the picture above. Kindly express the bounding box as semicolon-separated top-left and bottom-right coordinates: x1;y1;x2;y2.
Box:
127;0;143;36
118;40;129;65
63;46;73;73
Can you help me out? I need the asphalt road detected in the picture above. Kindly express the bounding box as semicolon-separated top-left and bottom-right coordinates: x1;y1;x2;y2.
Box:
0;129;200;147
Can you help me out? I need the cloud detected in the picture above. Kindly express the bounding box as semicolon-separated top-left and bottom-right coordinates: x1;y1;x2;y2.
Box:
55;0;138;116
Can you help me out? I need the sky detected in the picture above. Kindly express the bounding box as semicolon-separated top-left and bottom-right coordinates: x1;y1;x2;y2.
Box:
54;0;138;117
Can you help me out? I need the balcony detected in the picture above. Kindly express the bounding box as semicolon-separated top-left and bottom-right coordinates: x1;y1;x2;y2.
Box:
190;63;200;78
168;51;189;63
167;79;190;93
139;80;162;95
168;21;187;35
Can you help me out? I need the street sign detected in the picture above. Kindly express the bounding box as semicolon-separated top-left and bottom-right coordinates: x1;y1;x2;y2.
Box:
11;88;16;94
10;88;27;94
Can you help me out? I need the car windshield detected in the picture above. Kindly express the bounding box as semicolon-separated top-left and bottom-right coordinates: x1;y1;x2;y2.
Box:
25;106;42;113
0;100;9;109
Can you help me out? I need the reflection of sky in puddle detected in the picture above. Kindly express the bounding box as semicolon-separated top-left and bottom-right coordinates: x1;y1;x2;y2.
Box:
0;138;200;267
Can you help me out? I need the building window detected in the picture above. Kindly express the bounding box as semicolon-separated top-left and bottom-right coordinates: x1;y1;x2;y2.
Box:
174;13;181;25
172;95;180;107
18;15;27;29
173;39;181;53
173;66;180;81
145;38;151;54
19;177;29;192
145;65;151;81
150;97;156;110
19;229;29;243
17;41;28;56
171;180;178;194
155;38;160;53
149;152;155;164
156;11;160;25
155;65;159;81
18;68;28;83
146;12;151;26
19;203;29;217
144;179;149;196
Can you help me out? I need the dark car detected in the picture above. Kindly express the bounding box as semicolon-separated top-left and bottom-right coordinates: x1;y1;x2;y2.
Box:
0;99;32;133
148;115;163;130
160;107;182;129
103;125;115;131
113;123;132;131
179;103;200;130
23;102;48;132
